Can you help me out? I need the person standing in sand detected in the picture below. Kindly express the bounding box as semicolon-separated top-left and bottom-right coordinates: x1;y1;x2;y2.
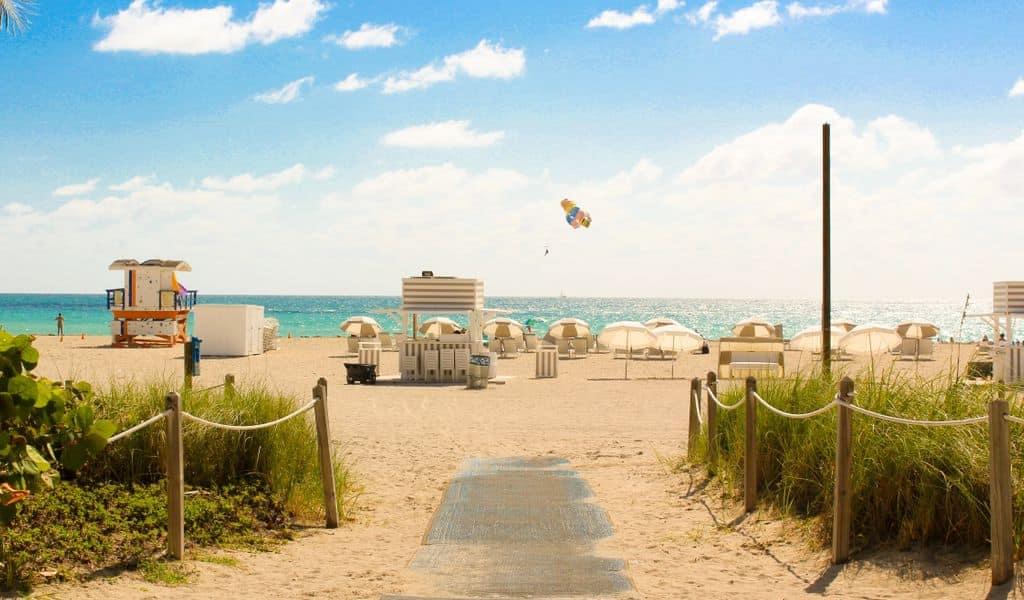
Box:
55;312;64;340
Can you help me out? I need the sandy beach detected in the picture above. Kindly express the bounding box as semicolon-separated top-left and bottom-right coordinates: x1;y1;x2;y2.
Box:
25;335;1008;599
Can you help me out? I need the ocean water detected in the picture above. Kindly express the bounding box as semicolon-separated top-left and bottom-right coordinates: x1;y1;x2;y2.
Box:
0;294;995;341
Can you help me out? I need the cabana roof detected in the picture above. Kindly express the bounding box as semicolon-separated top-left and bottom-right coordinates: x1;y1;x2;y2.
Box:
109;259;191;272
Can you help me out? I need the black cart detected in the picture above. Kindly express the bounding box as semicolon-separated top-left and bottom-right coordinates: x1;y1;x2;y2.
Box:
344;363;377;385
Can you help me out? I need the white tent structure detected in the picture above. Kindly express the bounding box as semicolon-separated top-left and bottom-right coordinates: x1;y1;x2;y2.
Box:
790;325;847;353
839;324;901;355
599;321;657;379
340;316;382;338
732;318;776;338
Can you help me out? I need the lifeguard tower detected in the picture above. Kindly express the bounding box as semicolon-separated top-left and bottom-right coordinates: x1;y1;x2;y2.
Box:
970;281;1024;382
106;259;197;347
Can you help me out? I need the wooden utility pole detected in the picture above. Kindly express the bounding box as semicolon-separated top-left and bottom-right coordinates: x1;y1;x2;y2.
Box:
822;123;832;372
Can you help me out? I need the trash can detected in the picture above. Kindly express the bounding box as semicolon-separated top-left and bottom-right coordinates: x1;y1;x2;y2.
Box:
187;336;202;377
467;354;490;390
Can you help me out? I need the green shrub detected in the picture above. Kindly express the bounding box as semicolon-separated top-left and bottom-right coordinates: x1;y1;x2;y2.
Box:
691;371;1019;551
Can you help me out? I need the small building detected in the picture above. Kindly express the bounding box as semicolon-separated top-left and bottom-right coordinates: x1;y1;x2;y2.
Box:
970;281;1024;382
106;259;197;347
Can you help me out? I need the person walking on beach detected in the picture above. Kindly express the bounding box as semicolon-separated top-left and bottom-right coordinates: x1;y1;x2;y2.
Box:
55;312;64;340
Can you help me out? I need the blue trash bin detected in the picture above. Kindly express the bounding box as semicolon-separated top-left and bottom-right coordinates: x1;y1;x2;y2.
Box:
190;336;202;376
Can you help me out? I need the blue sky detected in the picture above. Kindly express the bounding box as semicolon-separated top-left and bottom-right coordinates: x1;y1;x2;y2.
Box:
2;1;1023;300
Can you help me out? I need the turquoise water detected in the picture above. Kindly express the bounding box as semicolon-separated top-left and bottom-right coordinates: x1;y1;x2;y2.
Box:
0;294;994;341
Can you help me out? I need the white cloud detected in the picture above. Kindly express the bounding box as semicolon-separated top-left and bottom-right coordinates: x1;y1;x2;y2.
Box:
383;40;525;94
350;163;529;201
328;23;400;49
381;120;505;149
587;7;656;29
787;0;887;19
253;76;314;104
201;163;332;192
713;1;782;40
687;1;718;24
334;73;371;92
110;175;156;192
587;0;684;29
1010;78;1024;98
53;178;100;197
93;0;326;55
3;203;34;216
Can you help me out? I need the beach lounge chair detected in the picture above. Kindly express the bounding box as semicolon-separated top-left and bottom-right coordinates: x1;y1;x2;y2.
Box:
524;333;539;352
488;337;503;355
379;332;396;351
499;338;518;358
400;351;418;381
440;349;455;382
454;349;470;381
718;337;785;379
423;350;440;383
899;338;935;360
570;337;588;358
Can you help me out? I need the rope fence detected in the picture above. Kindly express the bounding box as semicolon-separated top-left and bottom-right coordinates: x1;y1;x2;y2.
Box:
92;374;338;560
686;372;1020;586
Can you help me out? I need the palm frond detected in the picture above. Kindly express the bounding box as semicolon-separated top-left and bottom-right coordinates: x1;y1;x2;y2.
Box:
0;0;34;34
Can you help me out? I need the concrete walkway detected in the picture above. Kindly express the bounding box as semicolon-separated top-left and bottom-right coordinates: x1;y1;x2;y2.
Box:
382;457;634;600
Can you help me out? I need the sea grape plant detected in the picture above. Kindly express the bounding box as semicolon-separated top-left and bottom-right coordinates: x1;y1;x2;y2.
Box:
0;330;115;524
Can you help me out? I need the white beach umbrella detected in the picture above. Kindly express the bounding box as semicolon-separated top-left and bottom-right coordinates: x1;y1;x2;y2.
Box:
419;317;462;338
832;319;857;333
645;317;682;330
732;318;776;338
599;321;658;379
547;318;591;340
652;324;704;379
839;324;902;355
483;317;525;339
789;326;847;353
339;316;381;338
896;319;940;339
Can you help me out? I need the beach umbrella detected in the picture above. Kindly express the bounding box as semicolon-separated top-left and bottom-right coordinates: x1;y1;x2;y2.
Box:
732;318;776;338
789;326;847;353
652;324;704;379
483;317;525;339
419;317;462;338
832;319;857;332
839;324;902;355
896;319;940;339
339;316;381;338
645;317;682;330
547;317;590;340
599;321;658;380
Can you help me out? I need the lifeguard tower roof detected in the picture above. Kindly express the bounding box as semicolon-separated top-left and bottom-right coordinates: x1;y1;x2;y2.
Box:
109;259;191;271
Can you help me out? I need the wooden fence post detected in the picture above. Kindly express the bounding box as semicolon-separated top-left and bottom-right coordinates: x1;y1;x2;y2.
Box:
744;376;758;513
707;371;718;469
688;377;701;456
832;376;854;564
183;340;193;390
224;374;235;397
165;392;185;559
313;379;339;529
988;396;1014;585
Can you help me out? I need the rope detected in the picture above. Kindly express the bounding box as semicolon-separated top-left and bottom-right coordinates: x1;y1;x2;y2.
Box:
752;392;836;419
107;410;170;444
191;383;226;394
706;386;744;411
836;399;987;427
1005;415;1024;425
181;398;318;431
691;390;704;425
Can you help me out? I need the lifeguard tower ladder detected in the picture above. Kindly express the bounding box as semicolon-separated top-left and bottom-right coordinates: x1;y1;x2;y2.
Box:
106;259;197;347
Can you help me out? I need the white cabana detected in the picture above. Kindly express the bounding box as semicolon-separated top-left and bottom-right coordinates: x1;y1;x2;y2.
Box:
483;317;524;339
645;317;681;330
652;324;704;379
839;324;902;355
340;316;382;338
896;319;940;339
732;318;777;338
419;317;463;338
599;321;658;379
789;325;847;353
547;318;591;340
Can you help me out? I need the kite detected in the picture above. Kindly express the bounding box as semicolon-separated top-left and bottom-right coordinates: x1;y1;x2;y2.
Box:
560;199;591;229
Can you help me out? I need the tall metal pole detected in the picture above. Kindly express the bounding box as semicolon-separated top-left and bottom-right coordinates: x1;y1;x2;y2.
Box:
822;123;832;372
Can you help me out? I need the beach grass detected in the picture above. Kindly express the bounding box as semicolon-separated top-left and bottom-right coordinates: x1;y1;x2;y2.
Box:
685;370;1022;552
82;378;357;522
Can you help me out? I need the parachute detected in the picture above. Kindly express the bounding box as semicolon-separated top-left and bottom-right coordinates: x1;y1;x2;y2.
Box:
560;199;591;229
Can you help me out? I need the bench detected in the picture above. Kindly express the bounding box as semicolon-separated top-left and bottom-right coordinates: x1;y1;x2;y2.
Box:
718;337;785;379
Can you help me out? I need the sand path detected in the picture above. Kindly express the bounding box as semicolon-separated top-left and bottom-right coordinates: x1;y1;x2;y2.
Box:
28;337;1010;599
